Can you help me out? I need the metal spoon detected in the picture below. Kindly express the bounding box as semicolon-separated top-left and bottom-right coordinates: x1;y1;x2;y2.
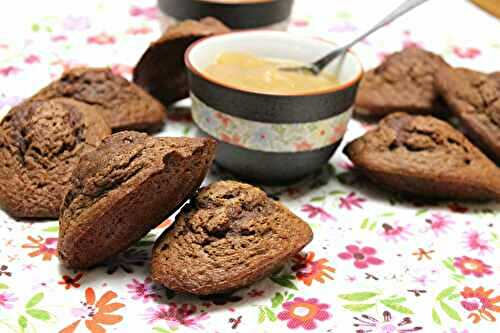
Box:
281;0;431;75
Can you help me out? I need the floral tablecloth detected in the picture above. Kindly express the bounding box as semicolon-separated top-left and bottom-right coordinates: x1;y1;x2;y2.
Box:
0;1;499;332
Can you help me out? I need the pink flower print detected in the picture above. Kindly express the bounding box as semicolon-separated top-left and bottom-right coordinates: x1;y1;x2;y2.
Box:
425;213;455;236
0;66;21;77
301;204;334;222
291;19;309;28
0;292;17;309
377;51;390;62
126;278;160;303
402;31;423;49
143;304;208;329
447;329;469;333
380;222;412;242
339;192;365;210
129;6;159;20
277;297;331;330
87;33;116;45
463;230;492;255
24;54;40;64
63;16;90;31
338;245;383;269
111;64;133;77
51;35;68;42
453;47;481;59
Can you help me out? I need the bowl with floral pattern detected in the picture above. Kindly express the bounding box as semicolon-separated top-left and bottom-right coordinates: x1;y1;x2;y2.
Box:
185;30;363;184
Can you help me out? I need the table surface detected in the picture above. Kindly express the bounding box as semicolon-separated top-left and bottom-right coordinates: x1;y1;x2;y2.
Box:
0;1;499;333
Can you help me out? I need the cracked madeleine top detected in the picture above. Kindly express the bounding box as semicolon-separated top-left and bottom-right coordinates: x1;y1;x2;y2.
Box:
436;67;500;164
32;67;166;132
0;98;111;218
58;131;216;269
355;47;450;117
344;112;500;200
151;180;313;295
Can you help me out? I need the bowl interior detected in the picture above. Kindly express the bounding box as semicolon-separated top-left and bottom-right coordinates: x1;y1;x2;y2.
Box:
186;30;363;92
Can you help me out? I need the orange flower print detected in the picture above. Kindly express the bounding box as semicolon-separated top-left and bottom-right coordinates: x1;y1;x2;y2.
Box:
292;252;335;286
87;32;116;45
220;133;241;145
60;288;124;333
294;140;313;152
22;236;57;261
454;256;493;278
215;112;232;127
460;287;500;323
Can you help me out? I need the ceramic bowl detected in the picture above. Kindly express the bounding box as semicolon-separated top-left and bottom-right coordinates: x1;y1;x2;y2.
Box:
185;30;363;184
158;0;293;30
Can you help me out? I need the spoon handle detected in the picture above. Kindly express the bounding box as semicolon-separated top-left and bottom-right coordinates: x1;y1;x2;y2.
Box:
313;0;430;71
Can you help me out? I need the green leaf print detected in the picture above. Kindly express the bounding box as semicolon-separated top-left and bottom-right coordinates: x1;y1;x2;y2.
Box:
338;292;378;302
450;274;465;282
448;293;460;300
436;286;456;301
310;196;325;202
379;212;395;218
415;208;428;216
265;307;277;322
442;258;456;272
380;300;414;314
432;308;442;325
439;301;461;321
26;309;50;321
42;225;59;232
26;292;44;309
258;308;266;324
360;218;369;229
0;283;7;289
18;315;27;330
328;190;345;196
369;221;377;231
380;296;406;304
343;303;376;312
271;293;284;308
153;327;174;333
31;23;40;32
270;275;298;290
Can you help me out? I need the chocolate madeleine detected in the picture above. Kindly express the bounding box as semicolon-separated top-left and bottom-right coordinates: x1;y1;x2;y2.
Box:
58;131;216;268
344;112;500;200
0;98;111;218
151;180;313;295
436;67;500;164
32;67;166;132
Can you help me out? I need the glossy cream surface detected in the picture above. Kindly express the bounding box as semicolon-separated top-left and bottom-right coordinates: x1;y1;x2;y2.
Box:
203;52;339;95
